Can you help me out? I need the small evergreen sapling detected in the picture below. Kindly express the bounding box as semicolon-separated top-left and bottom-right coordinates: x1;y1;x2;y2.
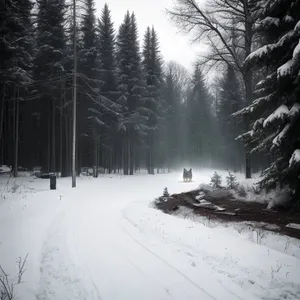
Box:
226;172;238;190
163;187;170;197
210;172;222;188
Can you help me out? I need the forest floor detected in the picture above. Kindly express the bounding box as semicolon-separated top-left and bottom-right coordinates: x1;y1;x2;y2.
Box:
156;187;300;239
0;170;300;300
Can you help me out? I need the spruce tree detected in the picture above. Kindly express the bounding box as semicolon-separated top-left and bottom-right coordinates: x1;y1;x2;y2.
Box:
236;0;300;204
98;4;117;98
116;11;145;175
187;65;214;167
33;0;67;172
142;26;163;174
218;65;243;170
97;3;118;173
78;0;101;171
0;0;34;172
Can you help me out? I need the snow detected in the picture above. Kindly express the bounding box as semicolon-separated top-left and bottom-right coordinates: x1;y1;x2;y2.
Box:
174;206;300;258
267;189;290;209
247;31;294;63
284;15;294;23
278;59;293;77
0;165;11;174
290;102;300;116
246;45;273;62
261;17;280;27
286;223;300;230
289;149;300;167
295;20;300;31
293;39;300;58
263;104;289;127
272;124;290;147
0;171;300;300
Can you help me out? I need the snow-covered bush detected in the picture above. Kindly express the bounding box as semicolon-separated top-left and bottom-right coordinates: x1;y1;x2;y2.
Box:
226;172;238;190
210;172;222;188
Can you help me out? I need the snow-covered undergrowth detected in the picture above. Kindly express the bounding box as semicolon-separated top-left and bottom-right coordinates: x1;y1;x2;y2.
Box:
205;170;285;206
0;170;299;300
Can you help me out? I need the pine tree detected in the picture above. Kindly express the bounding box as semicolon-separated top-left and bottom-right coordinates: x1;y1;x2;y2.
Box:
97;3;118;173
187;65;214;167
0;0;34;173
32;0;67;173
236;0;300;204
218;65;243;170
161;61;190;170
211;172;222;188
98;4;117;99
142;26;163;174
116;11;145;175
78;0;101;172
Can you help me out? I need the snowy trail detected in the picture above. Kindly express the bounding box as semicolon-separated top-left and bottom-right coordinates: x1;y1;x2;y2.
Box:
1;172;300;300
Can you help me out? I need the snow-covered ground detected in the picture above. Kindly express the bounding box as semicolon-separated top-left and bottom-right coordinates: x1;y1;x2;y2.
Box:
0;170;299;300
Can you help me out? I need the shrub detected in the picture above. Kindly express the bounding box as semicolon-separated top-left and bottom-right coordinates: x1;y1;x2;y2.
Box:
210;172;222;188
226;172;238;190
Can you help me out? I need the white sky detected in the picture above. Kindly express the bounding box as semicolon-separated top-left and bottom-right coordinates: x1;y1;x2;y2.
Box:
95;0;207;72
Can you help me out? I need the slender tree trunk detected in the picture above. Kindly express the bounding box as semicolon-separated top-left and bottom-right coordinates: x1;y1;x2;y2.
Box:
129;129;134;175
60;101;63;177
0;84;5;152
60;81;64;176
65;113;69;176
11;83;17;174
13;84;20;177
123;135;128;175
93;124;98;178
52;98;56;173
243;1;253;179
47;99;51;172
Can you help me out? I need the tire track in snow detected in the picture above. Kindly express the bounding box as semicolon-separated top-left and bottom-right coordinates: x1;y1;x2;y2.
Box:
121;208;258;300
120;224;217;300
37;212;101;300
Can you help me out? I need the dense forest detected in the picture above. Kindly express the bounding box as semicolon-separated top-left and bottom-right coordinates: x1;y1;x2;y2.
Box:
1;0;300;203
0;0;243;176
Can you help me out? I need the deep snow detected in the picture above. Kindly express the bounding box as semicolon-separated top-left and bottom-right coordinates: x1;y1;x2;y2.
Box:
0;170;300;300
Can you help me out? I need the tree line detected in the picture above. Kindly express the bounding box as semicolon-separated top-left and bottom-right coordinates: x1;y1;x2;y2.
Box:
1;0;232;177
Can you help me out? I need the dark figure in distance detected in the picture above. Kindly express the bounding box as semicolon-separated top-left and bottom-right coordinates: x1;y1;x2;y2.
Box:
183;168;192;182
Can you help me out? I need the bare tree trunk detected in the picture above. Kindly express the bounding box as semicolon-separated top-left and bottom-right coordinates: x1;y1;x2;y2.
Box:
64;112;69;176
123;135;128;175
244;0;253;179
60;81;64;176
47;99;51;172
52;98;56;173
93;124;98;178
0;84;5;149
13;84;20;177
129;130;134;175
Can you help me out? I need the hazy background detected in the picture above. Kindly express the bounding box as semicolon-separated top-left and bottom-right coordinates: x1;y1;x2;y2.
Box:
95;0;207;71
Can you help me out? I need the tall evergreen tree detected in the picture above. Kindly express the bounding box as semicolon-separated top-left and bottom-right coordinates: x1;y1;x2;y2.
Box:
218;65;243;170
32;0;67;172
78;0;101;171
162;62;190;170
0;0;34;172
236;0;300;203
116;11;145;175
142;26;163;174
97;3;118;173
187;65;214;167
